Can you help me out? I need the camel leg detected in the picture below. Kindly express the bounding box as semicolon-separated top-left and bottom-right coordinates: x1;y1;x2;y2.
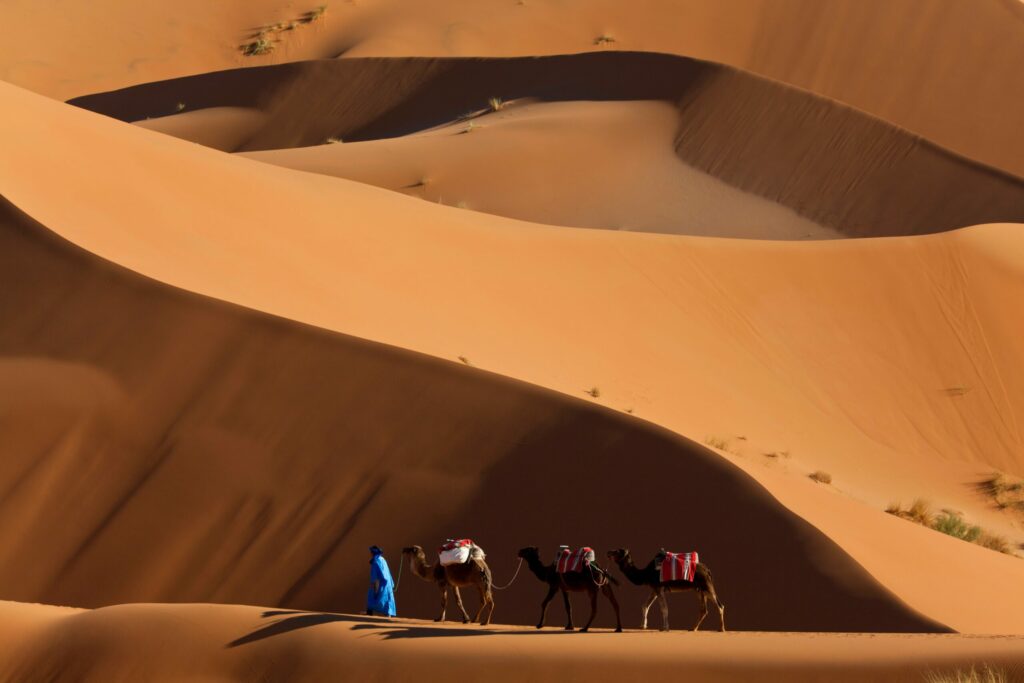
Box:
601;583;623;633
483;590;495;626
562;589;575;631
473;582;494;625
708;586;726;632
640;589;658;630
693;592;709;631
581;587;598;633
536;584;558;629
437;584;448;622
471;583;485;623
452;586;471;623
658;590;670;632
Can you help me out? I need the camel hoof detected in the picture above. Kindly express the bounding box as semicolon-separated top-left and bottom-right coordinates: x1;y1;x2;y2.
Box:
434;618;443;623
564;626;574;632
615;627;623;633
581;628;589;633
535;624;544;630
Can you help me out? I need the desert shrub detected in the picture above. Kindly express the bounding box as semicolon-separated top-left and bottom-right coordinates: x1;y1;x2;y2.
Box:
488;97;505;112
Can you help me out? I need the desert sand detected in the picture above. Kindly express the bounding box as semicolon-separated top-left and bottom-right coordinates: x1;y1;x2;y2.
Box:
1;1;1023;681
2;603;1024;683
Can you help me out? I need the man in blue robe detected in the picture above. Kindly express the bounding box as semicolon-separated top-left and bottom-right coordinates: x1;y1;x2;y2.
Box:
366;545;397;617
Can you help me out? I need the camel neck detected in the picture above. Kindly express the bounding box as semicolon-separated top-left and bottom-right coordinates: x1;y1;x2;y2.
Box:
524;554;551;580
618;557;650;585
410;554;432;579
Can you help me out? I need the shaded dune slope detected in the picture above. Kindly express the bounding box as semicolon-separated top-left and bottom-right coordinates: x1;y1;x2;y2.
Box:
0;198;944;633
71;53;1024;238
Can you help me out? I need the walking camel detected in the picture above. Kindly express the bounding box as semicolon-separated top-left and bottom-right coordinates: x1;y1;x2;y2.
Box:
517;546;623;632
401;545;496;625
607;548;725;631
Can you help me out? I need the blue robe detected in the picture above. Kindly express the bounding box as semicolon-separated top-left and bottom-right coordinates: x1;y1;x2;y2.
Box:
367;553;397;616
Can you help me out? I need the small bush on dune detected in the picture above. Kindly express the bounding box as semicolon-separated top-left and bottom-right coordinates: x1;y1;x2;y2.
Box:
932;511;981;543
594;34;616;45
809;470;832;485
887;501;1016;557
585;387;600;398
488;97;505;112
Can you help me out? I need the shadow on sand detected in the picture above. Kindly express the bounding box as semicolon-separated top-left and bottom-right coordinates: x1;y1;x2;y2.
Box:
227;611;599;647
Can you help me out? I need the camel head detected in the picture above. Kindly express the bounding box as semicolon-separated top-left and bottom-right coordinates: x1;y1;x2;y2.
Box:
401;545;425;558
606;548;631;565
517;546;540;560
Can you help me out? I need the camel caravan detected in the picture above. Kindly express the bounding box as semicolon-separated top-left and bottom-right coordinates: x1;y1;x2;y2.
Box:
398;539;726;632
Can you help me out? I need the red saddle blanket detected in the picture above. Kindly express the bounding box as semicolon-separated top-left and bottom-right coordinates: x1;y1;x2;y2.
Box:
556;547;595;573
438;539;474;553
660;551;699;583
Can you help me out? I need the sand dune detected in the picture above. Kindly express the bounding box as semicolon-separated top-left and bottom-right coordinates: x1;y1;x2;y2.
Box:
73;54;1024;238
0;196;939;632
2;1;1021;176
4;603;1024;683
2;80;1024;633
242;99;833;238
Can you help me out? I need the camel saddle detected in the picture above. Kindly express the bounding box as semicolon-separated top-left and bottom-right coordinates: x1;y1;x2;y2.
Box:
556;546;595;574
659;551;699;583
438;539;475;566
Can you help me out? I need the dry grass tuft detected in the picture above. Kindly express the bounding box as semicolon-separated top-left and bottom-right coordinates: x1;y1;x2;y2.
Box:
808;470;832;485
243;36;274;56
978;471;1024;512
324;137;343;144
925;664;1006;683
305;5;328;22
907;498;933;525
585;387;601;398
594;34;616;45
488;97;506;112
704;436;730;451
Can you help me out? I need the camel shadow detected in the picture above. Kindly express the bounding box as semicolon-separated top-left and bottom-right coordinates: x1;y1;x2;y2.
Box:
227;611;592;647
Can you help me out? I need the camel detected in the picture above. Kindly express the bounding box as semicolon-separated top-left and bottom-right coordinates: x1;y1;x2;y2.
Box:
607;548;725;632
401;545;495;625
517;546;622;632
